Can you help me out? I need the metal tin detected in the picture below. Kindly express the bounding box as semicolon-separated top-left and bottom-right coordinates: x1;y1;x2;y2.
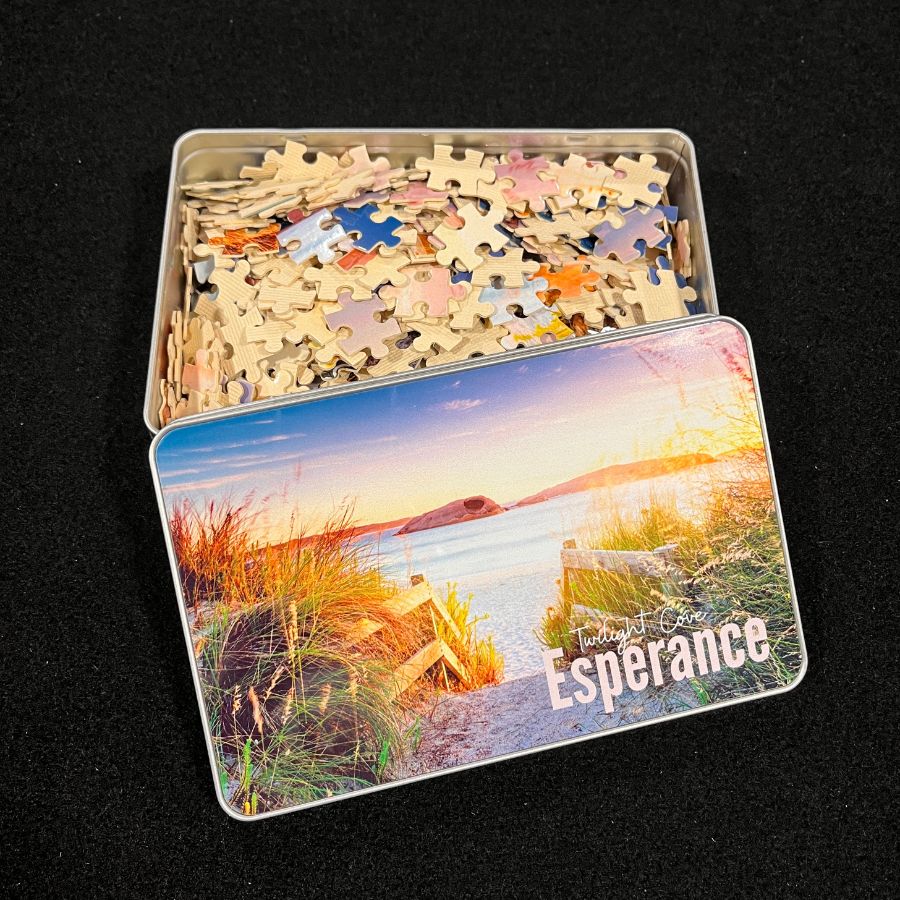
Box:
145;128;719;432
149;316;805;821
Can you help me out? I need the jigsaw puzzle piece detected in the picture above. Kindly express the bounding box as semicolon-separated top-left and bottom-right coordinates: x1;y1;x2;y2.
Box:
424;326;508;366
381;266;467;320
470;247;540;288
620;259;696;322
531;258;601;299
607;154;671;208
500;307;574;349
323;292;402;359
494;150;559;213
415;145;497;196
432;202;508;270
333;202;404;252
591;206;669;263
479;278;550;325
277;208;348;265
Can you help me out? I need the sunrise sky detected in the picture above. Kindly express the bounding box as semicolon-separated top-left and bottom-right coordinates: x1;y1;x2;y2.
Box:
155;321;764;542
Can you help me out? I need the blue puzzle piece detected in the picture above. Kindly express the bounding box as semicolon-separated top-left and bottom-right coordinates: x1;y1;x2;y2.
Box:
333;202;403;252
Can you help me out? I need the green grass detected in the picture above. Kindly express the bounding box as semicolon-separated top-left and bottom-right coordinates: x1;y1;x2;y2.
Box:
537;477;801;700
171;500;488;815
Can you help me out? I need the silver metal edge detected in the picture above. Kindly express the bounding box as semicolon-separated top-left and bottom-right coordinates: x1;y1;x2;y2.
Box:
148;314;806;822
143;127;717;434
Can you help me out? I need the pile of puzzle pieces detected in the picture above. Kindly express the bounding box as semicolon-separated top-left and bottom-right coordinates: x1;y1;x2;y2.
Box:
160;142;699;423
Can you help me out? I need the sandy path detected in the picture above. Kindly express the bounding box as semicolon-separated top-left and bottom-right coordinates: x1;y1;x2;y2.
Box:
400;672;700;777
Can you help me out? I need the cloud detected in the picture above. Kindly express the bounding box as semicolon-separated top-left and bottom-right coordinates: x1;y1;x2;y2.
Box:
223;451;301;469
159;467;202;478
438;398;484;412
162;472;253;495
446;429;478;439
182;434;292;453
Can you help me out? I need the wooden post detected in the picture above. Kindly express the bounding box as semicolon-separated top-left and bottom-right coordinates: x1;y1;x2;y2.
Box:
562;539;576;601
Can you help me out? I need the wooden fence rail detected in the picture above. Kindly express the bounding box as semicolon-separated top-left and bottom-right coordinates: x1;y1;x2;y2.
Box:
347;574;469;697
560;539;684;605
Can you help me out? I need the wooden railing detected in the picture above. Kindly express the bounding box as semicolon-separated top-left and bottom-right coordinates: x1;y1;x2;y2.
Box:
347;574;470;697
560;539;683;605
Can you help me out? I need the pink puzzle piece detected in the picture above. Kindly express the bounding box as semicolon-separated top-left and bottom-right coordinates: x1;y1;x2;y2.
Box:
495;150;559;212
324;292;401;359
591;206;667;263
389;182;450;208
381;266;467;319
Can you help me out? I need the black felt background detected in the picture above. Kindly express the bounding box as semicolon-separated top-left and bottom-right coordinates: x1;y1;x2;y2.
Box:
4;1;897;895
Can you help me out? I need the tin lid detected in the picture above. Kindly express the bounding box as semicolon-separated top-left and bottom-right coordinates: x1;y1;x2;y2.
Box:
150;316;804;819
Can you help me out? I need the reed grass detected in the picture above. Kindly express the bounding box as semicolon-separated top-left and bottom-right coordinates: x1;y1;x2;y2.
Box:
436;585;504;689
171;500;448;815
537;475;801;699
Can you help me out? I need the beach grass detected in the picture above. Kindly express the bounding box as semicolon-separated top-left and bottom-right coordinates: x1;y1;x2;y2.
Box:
537;463;801;698
437;585;504;690
170;499;495;815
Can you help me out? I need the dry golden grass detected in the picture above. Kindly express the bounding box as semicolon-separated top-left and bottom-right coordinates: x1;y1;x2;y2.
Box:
170;500;505;815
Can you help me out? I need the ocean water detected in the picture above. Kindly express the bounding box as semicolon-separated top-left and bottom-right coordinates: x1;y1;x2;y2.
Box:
356;462;740;680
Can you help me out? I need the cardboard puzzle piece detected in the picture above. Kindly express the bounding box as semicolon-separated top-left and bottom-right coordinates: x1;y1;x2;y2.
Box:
256;278;317;316
620;260;696;322
432;202;507;270
604;303;643;329
366;341;435;377
313;339;370;370
471;247;541;288
256;140;339;185
500;307;574;349
250;254;305;286
415;145;497;196
554;292;609;327
336;247;377;270
355;248;411;291
338;145;398;192
591;205;669;263
494;150;559;212
673;219;692;277
254;366;296;398
532;258;601;299
324;293;401;359
608;154;671;208
448;285;495;331
283;305;337;348
381;266;467;320
545;154;616;211
208;224;281;257
389;181;450;209
305;263;371;300
480;278;550;325
514;211;591;245
192;240;235;283
424;326;508;366
245;319;291;354
333;202;404;252
277;209;348;265
410;320;466;353
209;259;258;311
